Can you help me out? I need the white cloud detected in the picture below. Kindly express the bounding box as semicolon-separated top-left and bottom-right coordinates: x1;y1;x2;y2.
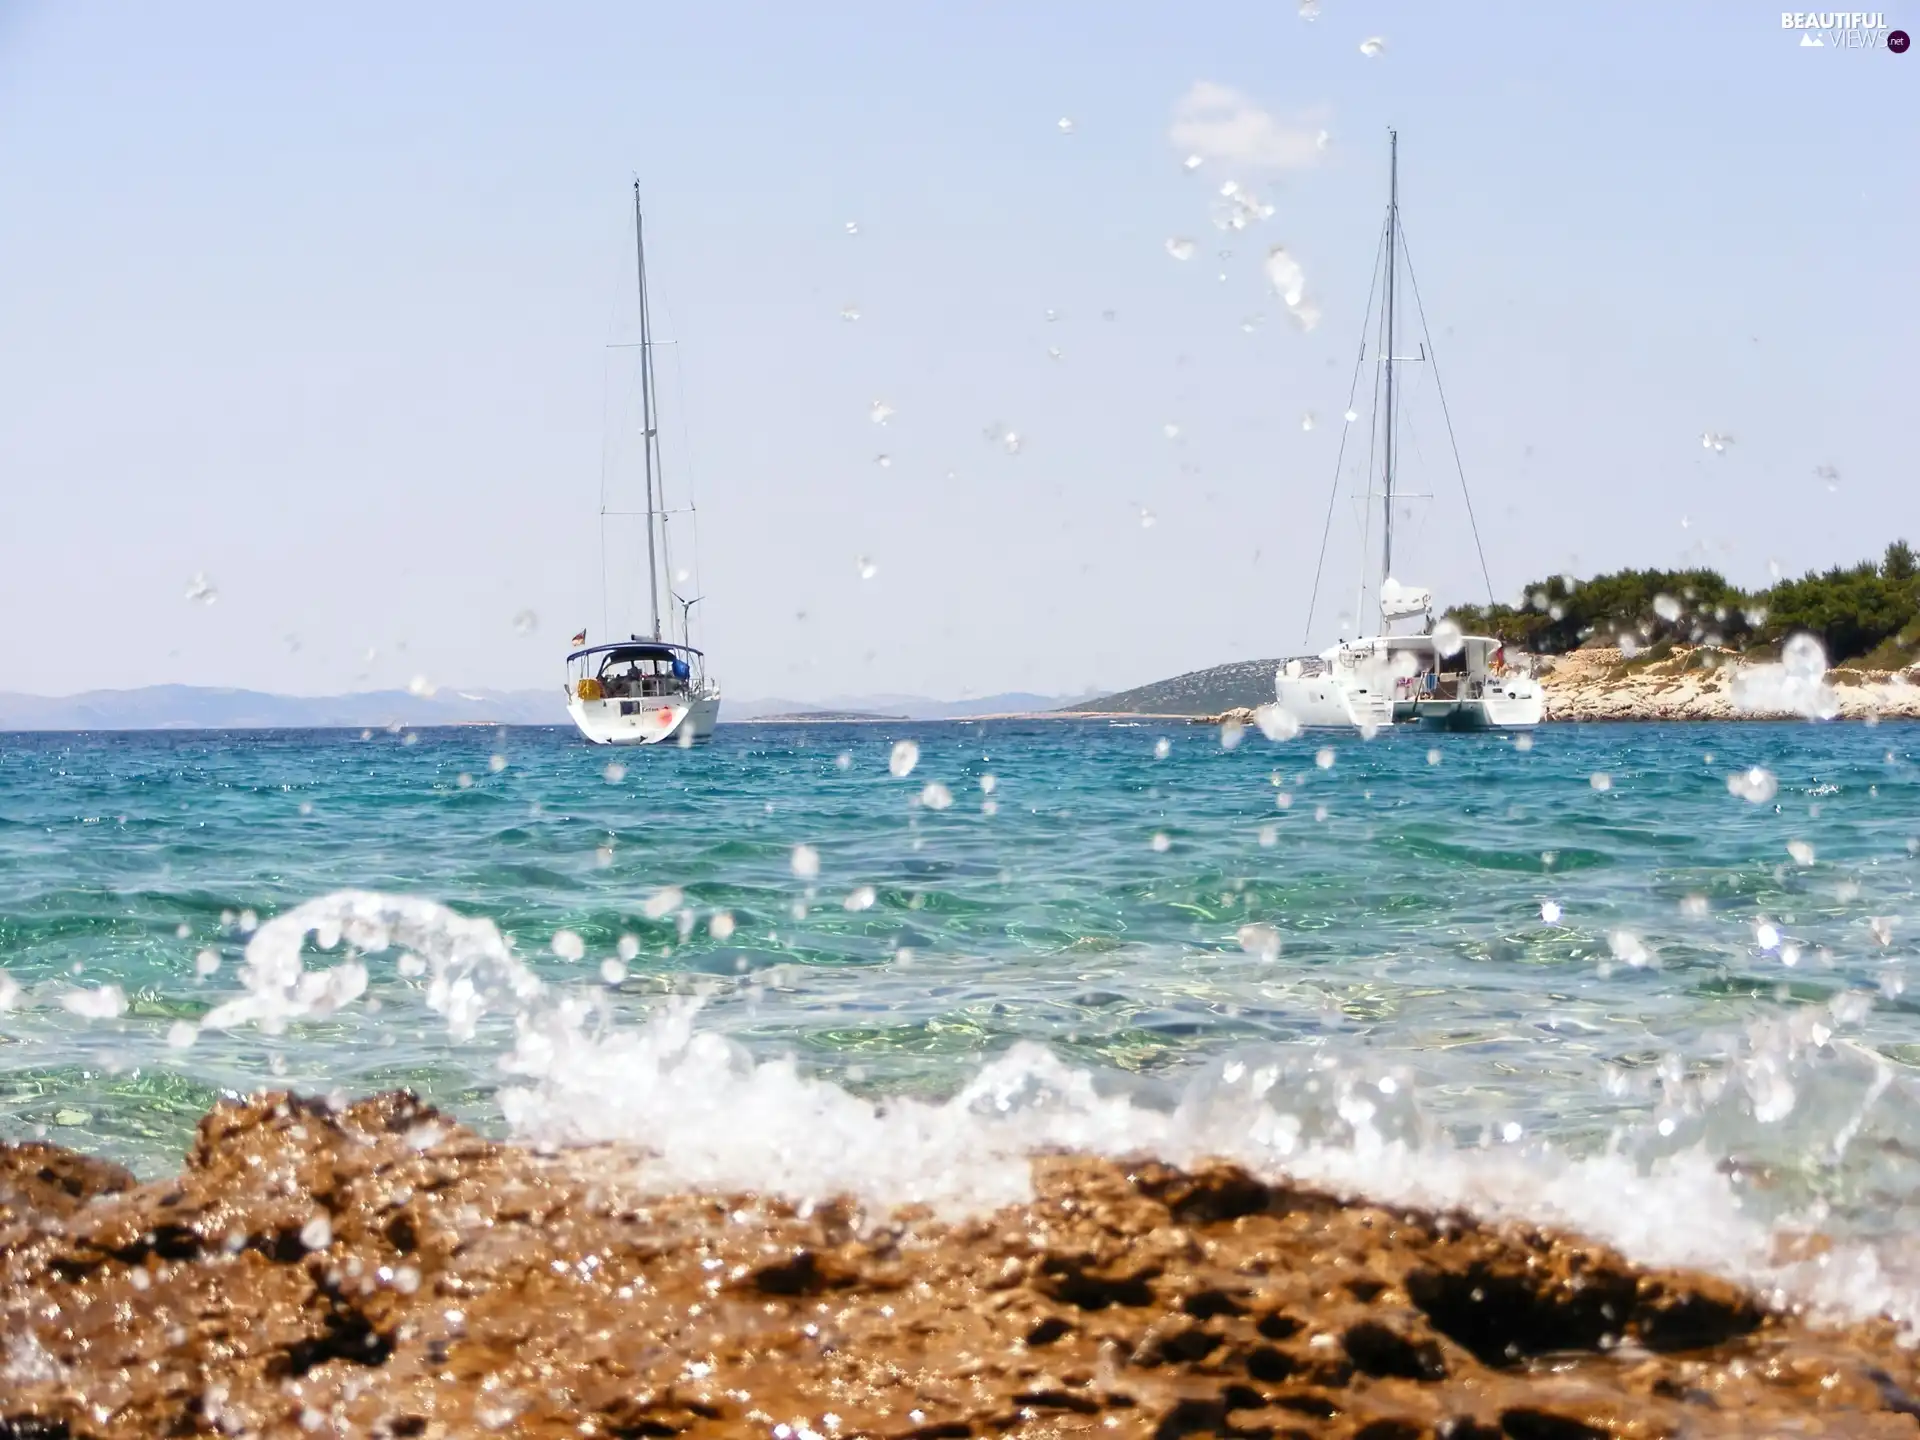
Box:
1169;82;1327;172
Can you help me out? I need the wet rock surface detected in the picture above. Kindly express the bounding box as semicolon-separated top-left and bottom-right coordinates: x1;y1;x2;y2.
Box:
3;1092;1918;1438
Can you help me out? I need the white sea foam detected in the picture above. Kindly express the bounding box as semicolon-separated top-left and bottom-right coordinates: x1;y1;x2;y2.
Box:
195;890;1920;1335
202;890;539;1040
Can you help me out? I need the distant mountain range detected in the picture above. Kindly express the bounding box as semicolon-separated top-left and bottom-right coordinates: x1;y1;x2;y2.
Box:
0;685;568;731
723;691;1094;722
0;672;1282;732
1059;659;1285;716
0;685;1101;731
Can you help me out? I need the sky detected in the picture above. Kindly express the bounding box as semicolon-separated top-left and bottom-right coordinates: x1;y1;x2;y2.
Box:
0;1;1914;702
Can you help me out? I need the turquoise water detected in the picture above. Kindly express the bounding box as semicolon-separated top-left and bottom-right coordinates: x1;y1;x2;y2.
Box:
2;719;1917;1300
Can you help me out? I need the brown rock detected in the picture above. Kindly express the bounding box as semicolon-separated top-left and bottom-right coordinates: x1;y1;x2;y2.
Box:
2;1092;1918;1438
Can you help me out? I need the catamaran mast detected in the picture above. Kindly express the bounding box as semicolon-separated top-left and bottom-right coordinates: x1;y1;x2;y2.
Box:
1381;129;1397;603
634;182;664;642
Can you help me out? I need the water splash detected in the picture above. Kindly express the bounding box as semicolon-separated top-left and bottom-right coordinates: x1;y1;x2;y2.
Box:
1732;634;1838;719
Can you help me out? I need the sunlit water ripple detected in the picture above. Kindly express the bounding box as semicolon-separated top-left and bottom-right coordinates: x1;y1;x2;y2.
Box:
2;719;1917;1302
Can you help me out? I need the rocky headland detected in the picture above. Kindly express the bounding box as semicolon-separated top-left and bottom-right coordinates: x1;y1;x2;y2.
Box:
5;1091;1920;1438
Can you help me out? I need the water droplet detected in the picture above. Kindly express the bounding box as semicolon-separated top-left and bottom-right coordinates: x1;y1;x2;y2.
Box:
1359;35;1386;57
489;754;507;773
599;958;627;985
1727;766;1779;803
1221;718;1246;750
1701;430;1734;452
857;556;878;580
1299;0;1320;17
844;885;877;911
1237;923;1281;960
1057;116;1074;134
299;1216;332;1251
194;949;220;978
167;1020;198;1050
844;220;859;235
408;674;437;698
1514;734;1535;752
1165;236;1197;261
1540;900;1562;924
643;886;684;921
889;740;919;776
874;454;891;468
1590;772;1612;792
1154;737;1172;760
1653;594;1682;622
709;912;736;940
603;761;626;783
1426;748;1441;766
791;844;821;879
1264;247;1316;330
512;609;538;635
1756;922;1781;951
869;399;894;425
839;304;860;321
1301;411;1317;431
1150;832;1171;852
1787;839;1816;867
552;930;585;961
184;573;218;605
1139;507;1157;529
1343;408;1359;424
1315;747;1335;770
1432;619;1465;657
1182;154;1203;171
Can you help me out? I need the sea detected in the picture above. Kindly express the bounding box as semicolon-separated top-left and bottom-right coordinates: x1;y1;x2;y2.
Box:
2;719;1917;1325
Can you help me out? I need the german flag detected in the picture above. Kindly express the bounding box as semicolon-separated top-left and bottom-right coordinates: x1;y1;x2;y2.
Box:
570;629;588;647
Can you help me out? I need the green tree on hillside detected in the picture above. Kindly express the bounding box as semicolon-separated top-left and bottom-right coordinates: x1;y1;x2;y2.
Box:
1442;541;1918;667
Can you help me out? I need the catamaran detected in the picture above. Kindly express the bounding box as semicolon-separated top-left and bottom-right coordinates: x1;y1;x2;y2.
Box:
566;186;722;746
1276;132;1544;733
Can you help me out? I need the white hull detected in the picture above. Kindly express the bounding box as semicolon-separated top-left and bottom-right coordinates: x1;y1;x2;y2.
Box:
1273;674;1394;730
1276;636;1543;733
1415;681;1545;731
567;691;721;746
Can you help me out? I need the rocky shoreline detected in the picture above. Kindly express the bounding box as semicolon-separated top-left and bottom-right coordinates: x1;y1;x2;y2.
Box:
1535;647;1920;723
1193;647;1920;726
5;1091;1920;1437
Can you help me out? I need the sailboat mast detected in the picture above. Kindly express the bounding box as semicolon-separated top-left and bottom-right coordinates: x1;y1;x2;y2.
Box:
634;182;663;642
1381;129;1398;602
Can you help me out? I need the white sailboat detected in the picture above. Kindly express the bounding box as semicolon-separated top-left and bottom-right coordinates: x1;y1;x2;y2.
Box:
1276;132;1543;734
566;186;722;747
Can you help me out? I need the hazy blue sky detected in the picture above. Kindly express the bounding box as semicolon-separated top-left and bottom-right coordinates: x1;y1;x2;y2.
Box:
1;2;1913;701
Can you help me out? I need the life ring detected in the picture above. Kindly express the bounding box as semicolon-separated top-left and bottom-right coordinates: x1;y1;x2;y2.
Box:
575;676;604;702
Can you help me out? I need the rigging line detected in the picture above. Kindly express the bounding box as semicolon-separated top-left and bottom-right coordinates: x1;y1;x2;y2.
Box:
1356;215;1391;634
671;343;705;652
1303;211;1389;644
1397;219;1495;606
597;332;617;642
